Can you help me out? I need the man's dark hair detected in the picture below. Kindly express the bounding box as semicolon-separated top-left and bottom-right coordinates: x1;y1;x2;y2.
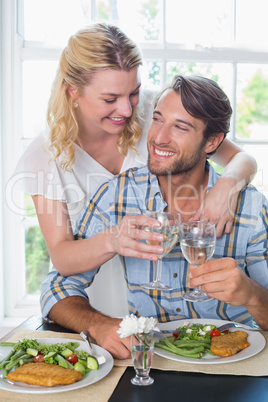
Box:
154;75;233;156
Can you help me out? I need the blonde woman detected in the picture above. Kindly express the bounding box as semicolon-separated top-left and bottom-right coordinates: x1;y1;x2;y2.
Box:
12;23;257;316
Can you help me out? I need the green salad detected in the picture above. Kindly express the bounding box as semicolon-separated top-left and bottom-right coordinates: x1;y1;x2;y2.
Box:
155;322;218;359
176;322;217;341
0;339;101;378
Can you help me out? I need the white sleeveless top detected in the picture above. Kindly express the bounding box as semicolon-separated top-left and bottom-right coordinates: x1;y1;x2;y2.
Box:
10;89;155;317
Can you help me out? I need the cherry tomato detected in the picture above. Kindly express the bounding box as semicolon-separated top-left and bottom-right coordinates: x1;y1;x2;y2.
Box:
173;332;179;338
210;329;221;337
33;354;44;363
67;354;78;365
222;329;229;334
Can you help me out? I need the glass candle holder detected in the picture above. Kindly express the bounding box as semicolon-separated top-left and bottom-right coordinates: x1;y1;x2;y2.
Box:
131;331;154;386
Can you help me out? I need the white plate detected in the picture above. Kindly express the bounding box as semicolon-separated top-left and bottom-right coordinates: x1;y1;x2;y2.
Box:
0;337;114;394
155;319;266;364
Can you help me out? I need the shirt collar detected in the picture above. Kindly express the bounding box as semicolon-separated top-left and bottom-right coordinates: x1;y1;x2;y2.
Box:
145;161;219;210
145;169;167;211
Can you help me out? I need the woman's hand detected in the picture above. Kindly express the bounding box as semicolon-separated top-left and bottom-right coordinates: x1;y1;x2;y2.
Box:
106;214;165;260
207;140;257;237
191;176;241;237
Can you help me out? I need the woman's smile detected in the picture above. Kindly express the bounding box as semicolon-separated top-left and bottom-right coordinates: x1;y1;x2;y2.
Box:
107;116;127;125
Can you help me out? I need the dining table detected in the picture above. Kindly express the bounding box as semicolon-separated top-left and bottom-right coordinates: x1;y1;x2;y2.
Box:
0;315;268;402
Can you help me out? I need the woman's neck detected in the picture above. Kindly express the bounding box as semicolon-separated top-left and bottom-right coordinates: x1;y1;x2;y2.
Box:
77;133;125;175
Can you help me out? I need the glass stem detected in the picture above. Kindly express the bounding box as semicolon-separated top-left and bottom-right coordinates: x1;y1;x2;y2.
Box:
154;258;162;283
193;265;204;294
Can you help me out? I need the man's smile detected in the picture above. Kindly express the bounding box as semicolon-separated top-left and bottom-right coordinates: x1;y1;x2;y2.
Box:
154;147;175;157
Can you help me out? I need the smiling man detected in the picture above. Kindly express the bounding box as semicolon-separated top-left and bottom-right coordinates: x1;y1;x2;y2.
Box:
40;75;268;359
148;90;209;176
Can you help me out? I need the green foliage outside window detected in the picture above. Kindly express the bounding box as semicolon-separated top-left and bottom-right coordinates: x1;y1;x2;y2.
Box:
167;62;220;84
139;0;160;40
25;226;50;295
236;71;268;138
24;194;49;295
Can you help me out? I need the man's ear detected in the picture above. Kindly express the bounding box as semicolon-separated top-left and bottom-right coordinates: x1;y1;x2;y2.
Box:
205;133;225;154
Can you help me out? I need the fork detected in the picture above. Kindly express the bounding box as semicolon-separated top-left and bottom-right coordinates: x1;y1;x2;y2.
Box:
80;330;106;364
216;323;259;332
154;322;259;335
153;330;181;334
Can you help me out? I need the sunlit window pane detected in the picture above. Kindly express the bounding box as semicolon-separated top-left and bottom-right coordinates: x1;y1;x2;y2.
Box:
116;0;162;42
166;0;233;47
236;0;268;49
24;0;162;46
24;194;37;218
25;225;50;295
141;61;161;89
243;144;268;199
23;61;58;138
166;62;233;100
24;0;88;47
96;0;118;21
236;64;268;141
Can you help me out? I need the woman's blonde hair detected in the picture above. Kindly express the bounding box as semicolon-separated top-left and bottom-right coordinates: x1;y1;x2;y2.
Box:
47;23;143;171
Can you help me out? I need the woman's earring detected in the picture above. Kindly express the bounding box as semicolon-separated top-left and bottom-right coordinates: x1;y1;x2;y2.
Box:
73;102;79;108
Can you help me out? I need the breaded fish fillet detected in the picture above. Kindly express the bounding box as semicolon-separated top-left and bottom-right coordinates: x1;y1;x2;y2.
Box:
7;362;82;387
210;330;250;357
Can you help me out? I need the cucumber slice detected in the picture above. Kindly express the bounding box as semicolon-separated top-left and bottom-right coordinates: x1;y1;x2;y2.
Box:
87;355;99;370
74;361;86;375
55;354;74;369
26;348;39;357
61;348;74;358
45;351;57;358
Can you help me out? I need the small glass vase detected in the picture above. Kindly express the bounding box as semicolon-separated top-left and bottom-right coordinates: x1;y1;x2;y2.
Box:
131;331;154;386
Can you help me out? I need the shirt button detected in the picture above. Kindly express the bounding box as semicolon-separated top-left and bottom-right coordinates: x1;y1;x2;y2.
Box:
173;273;178;278
176;308;181;313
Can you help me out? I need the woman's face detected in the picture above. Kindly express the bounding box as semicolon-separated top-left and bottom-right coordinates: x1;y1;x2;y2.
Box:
69;67;141;138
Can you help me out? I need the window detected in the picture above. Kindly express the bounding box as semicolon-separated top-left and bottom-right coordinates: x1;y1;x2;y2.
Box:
2;0;268;320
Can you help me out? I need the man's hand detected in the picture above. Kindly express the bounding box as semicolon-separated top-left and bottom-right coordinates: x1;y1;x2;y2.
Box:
188;258;252;306
49;296;131;359
89;316;131;360
106;214;165;261
188;257;268;330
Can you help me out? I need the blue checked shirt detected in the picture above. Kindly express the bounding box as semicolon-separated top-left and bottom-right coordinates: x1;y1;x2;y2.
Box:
41;164;268;326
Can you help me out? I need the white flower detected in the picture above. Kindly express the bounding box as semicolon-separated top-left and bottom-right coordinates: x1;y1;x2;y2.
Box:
143;317;159;333
117;315;139;338
117;314;159;338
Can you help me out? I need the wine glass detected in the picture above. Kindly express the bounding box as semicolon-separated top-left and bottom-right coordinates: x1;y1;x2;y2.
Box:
180;221;216;302
141;211;181;291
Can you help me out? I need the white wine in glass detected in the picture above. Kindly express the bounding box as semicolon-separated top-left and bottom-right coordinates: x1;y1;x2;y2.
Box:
180;221;216;302
141;211;181;291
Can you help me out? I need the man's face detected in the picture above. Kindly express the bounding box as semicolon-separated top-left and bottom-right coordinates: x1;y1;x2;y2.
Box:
147;89;208;176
